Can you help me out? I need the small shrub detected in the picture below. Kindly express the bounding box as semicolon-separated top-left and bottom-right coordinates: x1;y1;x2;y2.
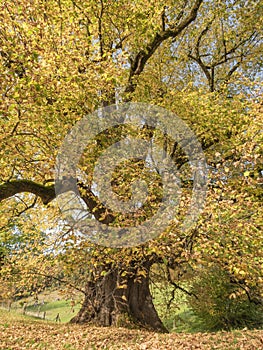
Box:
188;266;263;331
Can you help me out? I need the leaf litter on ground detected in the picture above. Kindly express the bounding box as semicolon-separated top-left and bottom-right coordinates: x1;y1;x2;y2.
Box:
0;311;263;349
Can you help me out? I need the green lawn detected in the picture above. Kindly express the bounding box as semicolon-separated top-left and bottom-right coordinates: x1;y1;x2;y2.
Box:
3;290;82;323
151;282;204;333
25;299;81;323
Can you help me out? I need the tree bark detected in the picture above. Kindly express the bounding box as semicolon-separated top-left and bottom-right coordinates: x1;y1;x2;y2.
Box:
70;261;168;333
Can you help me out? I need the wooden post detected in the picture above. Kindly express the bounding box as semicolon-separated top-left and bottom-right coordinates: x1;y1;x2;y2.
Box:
22;302;27;315
55;313;61;322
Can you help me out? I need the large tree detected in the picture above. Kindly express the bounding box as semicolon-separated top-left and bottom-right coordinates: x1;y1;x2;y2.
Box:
0;0;262;331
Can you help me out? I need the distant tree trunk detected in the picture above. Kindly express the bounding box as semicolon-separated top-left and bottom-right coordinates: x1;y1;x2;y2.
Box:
70;261;167;333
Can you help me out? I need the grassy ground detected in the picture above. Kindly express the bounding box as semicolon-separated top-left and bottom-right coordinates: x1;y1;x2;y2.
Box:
3;290;81;323
151;282;203;333
1;309;263;349
25;299;81;323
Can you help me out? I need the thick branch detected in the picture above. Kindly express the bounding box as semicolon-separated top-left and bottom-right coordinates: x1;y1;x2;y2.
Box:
0;179;114;224
0;180;56;205
77;182;115;224
124;0;203;95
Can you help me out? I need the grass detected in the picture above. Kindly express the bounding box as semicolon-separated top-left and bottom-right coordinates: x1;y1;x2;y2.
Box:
25;299;81;323
3;290;81;323
150;281;205;333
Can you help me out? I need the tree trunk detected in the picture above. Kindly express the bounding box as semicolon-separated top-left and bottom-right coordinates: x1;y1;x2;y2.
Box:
70;262;168;333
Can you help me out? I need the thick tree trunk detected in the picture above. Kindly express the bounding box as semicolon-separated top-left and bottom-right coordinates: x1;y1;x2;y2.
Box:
70;262;168;333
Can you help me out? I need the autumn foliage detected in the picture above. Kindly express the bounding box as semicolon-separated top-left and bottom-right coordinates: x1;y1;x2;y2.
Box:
0;0;262;334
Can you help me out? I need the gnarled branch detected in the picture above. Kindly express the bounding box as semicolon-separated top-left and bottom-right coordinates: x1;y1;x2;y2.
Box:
125;0;203;95
0;180;56;205
0;179;114;224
